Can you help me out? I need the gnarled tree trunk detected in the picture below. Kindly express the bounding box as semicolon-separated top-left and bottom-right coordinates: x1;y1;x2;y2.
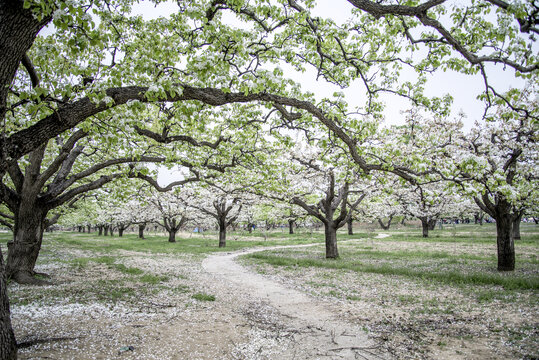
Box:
6;204;48;284
324;222;339;259
496;212;515;271
138;223;146;239
0;246;17;360
168;230;177;243
419;217;429;238
218;224;226;248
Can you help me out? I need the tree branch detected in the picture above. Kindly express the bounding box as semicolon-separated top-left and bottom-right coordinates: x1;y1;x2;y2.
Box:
21;53;39;88
133;125;227;149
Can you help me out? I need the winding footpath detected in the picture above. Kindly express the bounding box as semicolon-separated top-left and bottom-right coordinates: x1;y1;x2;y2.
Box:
202;236;391;359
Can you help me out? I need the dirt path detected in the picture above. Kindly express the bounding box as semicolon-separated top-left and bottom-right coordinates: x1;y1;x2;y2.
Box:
202;238;390;359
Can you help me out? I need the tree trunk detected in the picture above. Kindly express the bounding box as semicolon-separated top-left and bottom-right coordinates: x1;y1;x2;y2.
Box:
168;229;177;243
109;225;114;237
420;217;429;238
0;3;49;127
378;214;394;230
87;225;91;233
77;226;82;232
428;218;436;231
103;225;109;236
118;227;124;237
324;223;339;259
6;204;48;284
474;212;484;225
138;224;146;239
495;212;515;271
512;213;522;240
248;223;253;233
219;221;226;248
347;217;353;235
288;219;295;234
0;245;17;360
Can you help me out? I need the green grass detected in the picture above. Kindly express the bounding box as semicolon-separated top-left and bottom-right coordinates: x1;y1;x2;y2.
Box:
191;293;215;301
71;256;145;275
246;252;539;290
382;223;539;245
27;231;326;256
139;274;168;284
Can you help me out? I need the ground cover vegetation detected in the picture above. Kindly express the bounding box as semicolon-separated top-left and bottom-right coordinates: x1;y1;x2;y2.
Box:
241;223;539;358
0;0;537;358
0;224;536;359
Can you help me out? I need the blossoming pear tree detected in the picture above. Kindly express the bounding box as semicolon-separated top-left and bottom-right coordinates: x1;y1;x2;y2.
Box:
449;84;538;271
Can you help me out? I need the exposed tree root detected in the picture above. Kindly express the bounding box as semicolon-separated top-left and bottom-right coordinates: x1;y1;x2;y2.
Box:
18;337;80;349
10;271;52;285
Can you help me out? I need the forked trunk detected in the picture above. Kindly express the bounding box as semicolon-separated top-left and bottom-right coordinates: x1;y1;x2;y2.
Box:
347;218;353;235
138;224;146;239
377;214;394;230
474;213;484;225
0;246;17;359
496;213;515;271
6;205;48;284
324;223;339;259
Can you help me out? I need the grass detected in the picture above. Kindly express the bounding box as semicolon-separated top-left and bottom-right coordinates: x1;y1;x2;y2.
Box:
246;252;539;290
238;225;538;359
191;293;216;301
2;224;538;358
18;231;327;256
